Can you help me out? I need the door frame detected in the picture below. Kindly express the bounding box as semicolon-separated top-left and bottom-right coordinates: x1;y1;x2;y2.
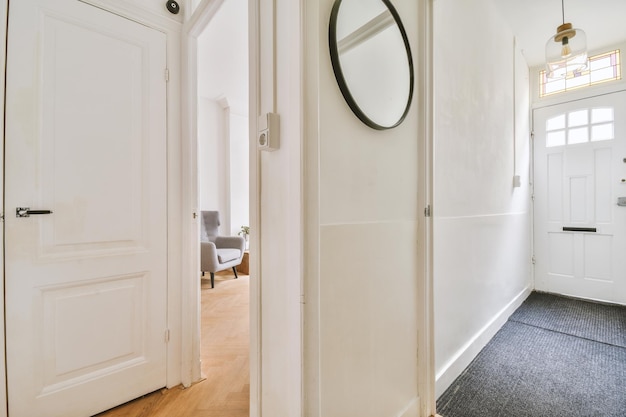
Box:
530;79;626;283
0;1;8;416
531;87;626;304
529;45;626;294
419;2;436;415
181;0;261;411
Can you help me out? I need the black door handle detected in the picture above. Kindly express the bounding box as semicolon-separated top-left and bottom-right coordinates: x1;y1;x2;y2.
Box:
16;207;53;218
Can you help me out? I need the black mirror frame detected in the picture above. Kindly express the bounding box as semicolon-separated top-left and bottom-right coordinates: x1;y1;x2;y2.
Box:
328;0;414;130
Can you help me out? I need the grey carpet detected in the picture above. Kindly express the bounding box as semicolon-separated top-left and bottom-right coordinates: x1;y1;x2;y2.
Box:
437;292;626;417
509;292;626;348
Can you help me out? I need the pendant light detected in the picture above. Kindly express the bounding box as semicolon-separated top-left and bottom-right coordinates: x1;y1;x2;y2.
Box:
545;0;587;79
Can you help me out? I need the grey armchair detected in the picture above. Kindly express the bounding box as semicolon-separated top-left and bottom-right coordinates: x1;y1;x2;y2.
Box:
200;211;245;288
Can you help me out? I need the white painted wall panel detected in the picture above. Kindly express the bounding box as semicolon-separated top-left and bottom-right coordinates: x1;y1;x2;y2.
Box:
307;0;423;415
320;222;419;417
433;0;532;398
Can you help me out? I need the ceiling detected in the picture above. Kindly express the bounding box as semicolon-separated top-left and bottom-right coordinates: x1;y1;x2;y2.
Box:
493;0;626;67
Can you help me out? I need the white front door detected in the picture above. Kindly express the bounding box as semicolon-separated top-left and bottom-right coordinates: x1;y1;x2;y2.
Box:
533;91;626;304
5;0;169;416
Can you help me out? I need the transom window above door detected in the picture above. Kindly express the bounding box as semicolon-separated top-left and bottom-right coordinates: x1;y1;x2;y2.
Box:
545;107;615;147
539;50;621;97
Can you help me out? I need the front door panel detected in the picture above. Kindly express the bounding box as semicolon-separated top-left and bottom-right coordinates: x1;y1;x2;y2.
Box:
534;91;626;304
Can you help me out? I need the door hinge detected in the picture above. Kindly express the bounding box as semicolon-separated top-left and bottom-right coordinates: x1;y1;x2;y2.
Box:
165;329;170;343
531;255;536;265
165;68;170;82
531;131;535;140
424;205;432;217
531;194;535;202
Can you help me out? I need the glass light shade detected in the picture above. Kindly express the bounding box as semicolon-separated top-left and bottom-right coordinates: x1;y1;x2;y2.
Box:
545;25;588;79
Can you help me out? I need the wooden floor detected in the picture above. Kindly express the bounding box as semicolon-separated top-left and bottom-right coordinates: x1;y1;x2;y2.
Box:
96;273;250;417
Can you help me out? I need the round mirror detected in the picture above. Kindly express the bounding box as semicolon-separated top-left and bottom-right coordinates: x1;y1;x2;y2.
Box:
329;0;414;130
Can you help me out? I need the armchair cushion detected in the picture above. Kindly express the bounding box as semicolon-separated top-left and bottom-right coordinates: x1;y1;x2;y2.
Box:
217;248;241;263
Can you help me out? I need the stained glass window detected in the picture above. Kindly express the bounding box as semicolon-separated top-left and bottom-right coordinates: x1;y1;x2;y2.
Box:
539;50;621;97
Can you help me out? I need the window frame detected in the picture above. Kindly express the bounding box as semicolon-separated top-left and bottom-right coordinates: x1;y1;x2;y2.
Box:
539;50;622;98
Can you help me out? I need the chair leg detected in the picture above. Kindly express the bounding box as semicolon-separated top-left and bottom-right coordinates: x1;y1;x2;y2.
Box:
210;272;214;288
233;267;239;279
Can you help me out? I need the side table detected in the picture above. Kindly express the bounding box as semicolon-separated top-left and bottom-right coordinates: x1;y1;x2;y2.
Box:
237;250;249;275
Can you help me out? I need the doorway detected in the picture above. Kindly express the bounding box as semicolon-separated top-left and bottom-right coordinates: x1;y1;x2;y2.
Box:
195;0;251;413
533;91;626;305
196;0;249;233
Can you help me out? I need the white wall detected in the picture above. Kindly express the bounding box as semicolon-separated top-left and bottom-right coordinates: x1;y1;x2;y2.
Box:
230;111;250;236
197;0;248;115
197;97;249;235
196;0;249;235
302;1;425;416
197;97;230;232
433;0;532;397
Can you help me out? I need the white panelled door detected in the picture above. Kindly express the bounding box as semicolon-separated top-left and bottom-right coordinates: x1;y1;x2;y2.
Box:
5;0;168;416
534;91;626;304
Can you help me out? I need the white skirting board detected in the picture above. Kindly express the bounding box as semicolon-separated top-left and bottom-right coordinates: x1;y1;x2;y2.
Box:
435;287;532;399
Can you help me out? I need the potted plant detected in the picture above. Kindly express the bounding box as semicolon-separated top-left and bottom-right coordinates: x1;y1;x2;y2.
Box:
238;225;250;250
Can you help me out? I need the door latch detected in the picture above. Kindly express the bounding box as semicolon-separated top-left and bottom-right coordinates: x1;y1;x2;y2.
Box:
16;207;53;218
